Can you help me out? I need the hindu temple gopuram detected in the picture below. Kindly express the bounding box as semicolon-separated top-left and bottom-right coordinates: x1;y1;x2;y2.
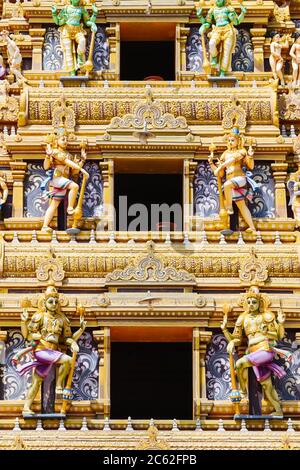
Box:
1;0;300;453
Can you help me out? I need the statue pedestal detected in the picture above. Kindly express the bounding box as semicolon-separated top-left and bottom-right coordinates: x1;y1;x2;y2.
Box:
234;414;284;420
208;76;238;87
60;76;90;87
23;413;66;420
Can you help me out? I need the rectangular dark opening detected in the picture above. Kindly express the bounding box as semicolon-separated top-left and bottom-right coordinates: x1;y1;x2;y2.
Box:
120;41;175;81
115;173;183;231
110;342;193;419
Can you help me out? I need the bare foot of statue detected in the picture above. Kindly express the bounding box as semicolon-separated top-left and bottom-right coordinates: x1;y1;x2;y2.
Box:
67;207;75;215
270;410;283;416
245;227;256;234
41;226;53;233
22;406;35;416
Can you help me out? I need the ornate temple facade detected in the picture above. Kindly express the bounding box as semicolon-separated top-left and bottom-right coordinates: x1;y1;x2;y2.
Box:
0;0;300;451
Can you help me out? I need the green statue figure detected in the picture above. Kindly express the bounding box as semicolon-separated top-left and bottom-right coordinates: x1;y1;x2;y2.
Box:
195;0;247;77
52;0;98;76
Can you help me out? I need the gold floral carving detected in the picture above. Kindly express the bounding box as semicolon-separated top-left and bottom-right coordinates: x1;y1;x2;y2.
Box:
11;434;26;450
0;80;19;121
52;95;76;133
136;426;170;450
239;248;269;285
294;135;300;156
273;2;291;22
194;295;206;308
109;89;188;130
97;294;111;307
279;87;300;121
36;257;65;283
27;89;275;126
222;96;247;131
106;241;196;284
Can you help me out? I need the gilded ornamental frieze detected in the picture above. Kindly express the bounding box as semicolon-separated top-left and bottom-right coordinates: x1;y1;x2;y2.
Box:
24;86;278;127
1;243;299;279
106;241;196;285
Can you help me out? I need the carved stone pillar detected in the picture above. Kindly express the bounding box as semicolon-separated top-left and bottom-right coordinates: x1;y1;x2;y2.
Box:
100;159;114;231
29;29;46;70
271;162;288;218
183;159;197;232
175;24;189;79
93;328;111;417
193;328;212;418
250;28;266;73
9;161;27;218
107;24;120;78
0;331;8;400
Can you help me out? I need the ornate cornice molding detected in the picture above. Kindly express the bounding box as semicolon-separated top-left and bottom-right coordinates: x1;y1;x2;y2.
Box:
106;241;196;285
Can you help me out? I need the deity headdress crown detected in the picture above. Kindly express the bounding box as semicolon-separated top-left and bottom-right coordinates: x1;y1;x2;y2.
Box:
244;285;261;301
44;281;59;300
241;285;271;312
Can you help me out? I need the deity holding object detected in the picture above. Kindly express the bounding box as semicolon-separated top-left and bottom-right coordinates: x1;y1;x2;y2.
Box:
221;286;291;417
208;127;258;233
13;284;86;417
196;0;246;77
52;0;98;76
41;130;89;233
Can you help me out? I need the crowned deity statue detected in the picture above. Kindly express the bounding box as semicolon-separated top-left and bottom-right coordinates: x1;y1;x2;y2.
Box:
221;286;290;416
269;32;289;86
195;0;246;76
41;129;89;232
52;0;98;76
208;127;258;233
12;283;86;417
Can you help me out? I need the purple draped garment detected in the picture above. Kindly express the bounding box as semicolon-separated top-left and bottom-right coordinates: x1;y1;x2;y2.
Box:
17;349;63;378
245;349;286;382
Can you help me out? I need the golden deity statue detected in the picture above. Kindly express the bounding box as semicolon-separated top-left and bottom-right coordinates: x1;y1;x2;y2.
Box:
41;129;89;232
12;283;86;417
269;32;289;86
208;127;257;233
221;286;291;416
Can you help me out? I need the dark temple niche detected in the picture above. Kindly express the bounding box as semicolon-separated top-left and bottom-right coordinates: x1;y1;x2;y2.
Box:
206;331;300;401
193;161;275;219
186;27;254;73
42;25;109;71
24;161;103;218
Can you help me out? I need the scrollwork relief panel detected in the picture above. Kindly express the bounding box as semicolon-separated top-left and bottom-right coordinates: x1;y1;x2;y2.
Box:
205;333;231;400
4;330;31;400
232;28;254;73
24;162;48;218
72;331;99;400
43;25;109;72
